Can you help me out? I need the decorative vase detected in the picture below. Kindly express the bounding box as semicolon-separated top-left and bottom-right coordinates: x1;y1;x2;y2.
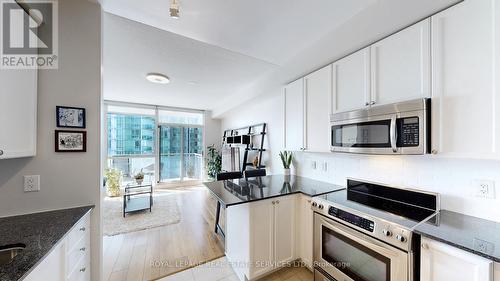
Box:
283;168;290;176
136;178;143;185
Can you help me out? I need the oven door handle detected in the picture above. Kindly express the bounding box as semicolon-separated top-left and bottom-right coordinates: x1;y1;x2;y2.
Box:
390;114;398;153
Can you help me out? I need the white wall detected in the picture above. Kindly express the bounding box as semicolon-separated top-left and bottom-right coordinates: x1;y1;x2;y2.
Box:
221;93;500;223
0;0;102;279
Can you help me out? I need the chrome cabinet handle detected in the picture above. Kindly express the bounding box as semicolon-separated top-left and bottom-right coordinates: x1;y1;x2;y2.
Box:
80;267;86;272
365;102;370;106
422;243;429;250
272;201;275;205
390;115;397;153
276;200;280;204
79;247;86;252
0;150;3;156
79;227;86;232
370;101;376;105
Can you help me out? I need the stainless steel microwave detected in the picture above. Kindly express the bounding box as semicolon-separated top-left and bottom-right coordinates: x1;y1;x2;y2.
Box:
330;98;431;155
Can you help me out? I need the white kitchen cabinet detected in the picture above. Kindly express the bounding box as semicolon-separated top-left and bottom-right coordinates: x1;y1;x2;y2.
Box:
332;47;370;113
0;68;37;159
304;65;332;152
431;0;498;158
23;211;91;281
226;196;296;280
370;19;430;106
284;78;305;151
421;237;493;281
23;242;65;281
494;262;500;281
296;195;313;269
273;196;296;265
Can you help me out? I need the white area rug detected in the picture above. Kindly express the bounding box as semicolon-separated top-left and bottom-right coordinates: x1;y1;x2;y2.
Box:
103;191;181;236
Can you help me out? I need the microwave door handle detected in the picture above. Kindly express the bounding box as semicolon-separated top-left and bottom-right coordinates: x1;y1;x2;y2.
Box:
390;115;397;153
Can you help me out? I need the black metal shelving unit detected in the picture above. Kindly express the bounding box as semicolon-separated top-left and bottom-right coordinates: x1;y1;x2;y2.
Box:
222;123;267;173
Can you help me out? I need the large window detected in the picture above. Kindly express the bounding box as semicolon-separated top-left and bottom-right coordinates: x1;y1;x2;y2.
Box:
106;104;204;185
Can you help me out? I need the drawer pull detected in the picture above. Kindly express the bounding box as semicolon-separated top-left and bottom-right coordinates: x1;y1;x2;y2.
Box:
80;267;86;272
79;247;86;252
79;227;86;232
422;243;429;250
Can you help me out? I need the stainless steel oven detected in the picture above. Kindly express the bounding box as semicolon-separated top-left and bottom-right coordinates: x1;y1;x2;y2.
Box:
314;213;410;281
330;98;430;155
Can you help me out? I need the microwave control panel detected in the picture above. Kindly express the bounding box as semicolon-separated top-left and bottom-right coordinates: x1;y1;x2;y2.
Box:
398;117;419;147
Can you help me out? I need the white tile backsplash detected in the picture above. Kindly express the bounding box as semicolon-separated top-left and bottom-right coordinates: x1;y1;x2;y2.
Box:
295;153;500;223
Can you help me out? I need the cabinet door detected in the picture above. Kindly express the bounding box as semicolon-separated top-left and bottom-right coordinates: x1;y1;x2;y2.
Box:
370;19;430;106
305;65;332;152
421;237;493;281
297;195;313;269
495;262;500;281
0;68;37;159
250;199;275;278
431;0;497;158
274;195;296;264
284;79;305;151
332;47;370;113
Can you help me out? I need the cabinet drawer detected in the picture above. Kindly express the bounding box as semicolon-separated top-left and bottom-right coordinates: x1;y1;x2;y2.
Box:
67;213;90;248
67;234;90;276
67;251;90;281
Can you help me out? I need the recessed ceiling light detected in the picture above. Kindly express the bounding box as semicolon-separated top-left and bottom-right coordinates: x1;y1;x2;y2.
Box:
146;73;170;84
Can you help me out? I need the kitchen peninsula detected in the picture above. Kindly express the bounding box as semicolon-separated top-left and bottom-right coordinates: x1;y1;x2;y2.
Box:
204;175;344;281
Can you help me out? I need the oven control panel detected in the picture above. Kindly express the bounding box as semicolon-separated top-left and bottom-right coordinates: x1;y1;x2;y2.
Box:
328;206;374;233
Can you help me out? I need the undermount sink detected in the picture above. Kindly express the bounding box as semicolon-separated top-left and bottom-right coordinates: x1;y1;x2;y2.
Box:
0;243;26;265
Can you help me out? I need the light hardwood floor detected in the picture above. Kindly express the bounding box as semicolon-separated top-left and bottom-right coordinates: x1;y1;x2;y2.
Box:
103;185;225;281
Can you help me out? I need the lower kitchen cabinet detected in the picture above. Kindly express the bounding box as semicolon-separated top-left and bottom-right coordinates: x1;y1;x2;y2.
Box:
495;262;500;281
226;196;297;280
23;212;91;281
296;194;313;269
421;237;493;281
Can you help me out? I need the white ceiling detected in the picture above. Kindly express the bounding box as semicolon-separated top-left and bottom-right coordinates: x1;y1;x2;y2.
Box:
102;0;375;66
102;0;375;110
103;13;278;110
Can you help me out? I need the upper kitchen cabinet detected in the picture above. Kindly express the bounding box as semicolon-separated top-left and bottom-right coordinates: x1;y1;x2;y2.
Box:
284;78;305;151
305;65;332;152
332;47;370;113
370;19;431;106
431;0;498;158
0;68;37;159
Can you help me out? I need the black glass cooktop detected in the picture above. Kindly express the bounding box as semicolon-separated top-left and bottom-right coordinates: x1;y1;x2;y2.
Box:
318;179;438;229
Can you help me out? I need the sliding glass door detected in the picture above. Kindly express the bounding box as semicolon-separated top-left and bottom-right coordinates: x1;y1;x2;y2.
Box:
159;125;203;182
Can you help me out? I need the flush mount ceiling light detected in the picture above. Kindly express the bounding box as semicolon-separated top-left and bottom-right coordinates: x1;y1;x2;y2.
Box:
146;73;170;84
170;0;180;19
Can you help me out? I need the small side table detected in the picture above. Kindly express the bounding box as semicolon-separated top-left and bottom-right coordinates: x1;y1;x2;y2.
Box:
123;182;153;217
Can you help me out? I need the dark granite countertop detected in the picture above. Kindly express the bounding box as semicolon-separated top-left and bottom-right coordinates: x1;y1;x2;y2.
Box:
0;206;94;281
204;175;345;207
415;210;500;262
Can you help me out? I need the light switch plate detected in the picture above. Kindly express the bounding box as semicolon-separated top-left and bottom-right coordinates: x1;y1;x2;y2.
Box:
24;175;40;192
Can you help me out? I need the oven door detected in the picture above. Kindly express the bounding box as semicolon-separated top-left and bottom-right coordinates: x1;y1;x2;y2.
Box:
314;213;408;281
330;114;400;155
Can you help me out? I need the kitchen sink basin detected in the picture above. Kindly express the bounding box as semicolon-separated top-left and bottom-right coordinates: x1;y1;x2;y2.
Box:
0;244;26;265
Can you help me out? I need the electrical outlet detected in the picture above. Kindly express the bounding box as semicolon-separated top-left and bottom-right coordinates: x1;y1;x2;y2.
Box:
473;179;495;199
24;175;40;192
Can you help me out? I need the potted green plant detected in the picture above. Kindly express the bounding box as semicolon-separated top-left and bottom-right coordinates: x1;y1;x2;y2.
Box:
104;168;122;197
206;145;222;180
134;169;145;185
279;151;292;175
